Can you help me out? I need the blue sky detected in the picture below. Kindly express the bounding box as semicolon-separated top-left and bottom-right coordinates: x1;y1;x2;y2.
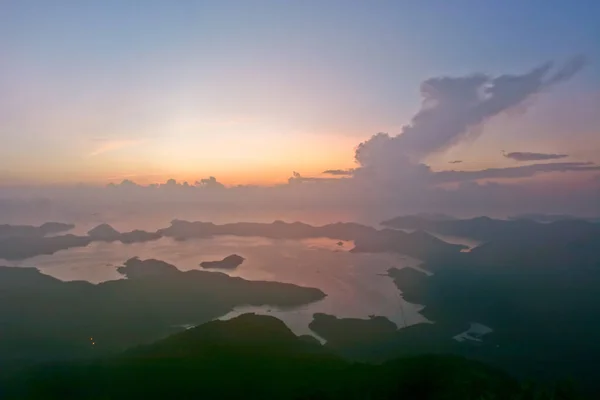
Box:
1;0;598;185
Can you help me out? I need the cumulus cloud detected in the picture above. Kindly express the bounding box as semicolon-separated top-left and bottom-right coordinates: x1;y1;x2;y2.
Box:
434;162;600;183
503;151;569;161
354;57;586;177
107;177;227;190
3;57;595;219
195;176;225;189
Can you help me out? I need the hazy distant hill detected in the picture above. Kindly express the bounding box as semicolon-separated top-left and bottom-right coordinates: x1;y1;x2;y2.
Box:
0;222;74;239
0;219;467;260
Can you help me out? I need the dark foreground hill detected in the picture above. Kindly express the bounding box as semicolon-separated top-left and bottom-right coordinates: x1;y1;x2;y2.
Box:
1;314;580;400
376;215;600;395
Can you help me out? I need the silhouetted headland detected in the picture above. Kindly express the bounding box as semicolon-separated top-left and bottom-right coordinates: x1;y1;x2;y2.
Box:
0;259;325;365
157;219;377;240
350;228;467;258
0;222;74;239
0;234;92;260
0;219;467;260
159;220;466;260
0;224;162;260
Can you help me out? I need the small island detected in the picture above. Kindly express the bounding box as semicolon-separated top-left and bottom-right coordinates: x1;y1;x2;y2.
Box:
117;257;179;278
200;254;245;269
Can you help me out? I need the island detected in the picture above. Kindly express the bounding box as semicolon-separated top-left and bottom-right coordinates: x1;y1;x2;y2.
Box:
158;220;466;260
118;229;162;244
0;219;468;261
200;254;245;269
87;224;161;244
0;222;74;239
116;257;179;278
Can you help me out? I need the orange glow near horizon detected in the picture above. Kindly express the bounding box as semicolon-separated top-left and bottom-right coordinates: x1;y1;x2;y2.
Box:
2;131;359;186
102;131;359;186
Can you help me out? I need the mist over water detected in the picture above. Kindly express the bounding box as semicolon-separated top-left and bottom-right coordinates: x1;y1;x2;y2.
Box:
0;204;387;234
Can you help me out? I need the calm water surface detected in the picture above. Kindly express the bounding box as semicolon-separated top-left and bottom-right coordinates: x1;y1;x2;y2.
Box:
2;235;426;338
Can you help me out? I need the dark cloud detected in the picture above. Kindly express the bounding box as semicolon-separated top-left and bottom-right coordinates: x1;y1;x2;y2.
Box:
448;160;463;164
434;162;600;183
503;151;569;161
355;57;586;176
322;169;355;176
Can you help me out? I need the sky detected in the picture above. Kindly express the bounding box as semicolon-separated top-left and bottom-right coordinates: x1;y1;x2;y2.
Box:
1;1;600;217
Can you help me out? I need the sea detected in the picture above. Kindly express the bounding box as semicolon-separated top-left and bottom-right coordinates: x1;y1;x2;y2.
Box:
0;208;449;339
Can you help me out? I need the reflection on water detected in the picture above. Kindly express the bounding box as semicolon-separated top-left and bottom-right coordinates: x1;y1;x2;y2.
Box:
1;236;426;338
